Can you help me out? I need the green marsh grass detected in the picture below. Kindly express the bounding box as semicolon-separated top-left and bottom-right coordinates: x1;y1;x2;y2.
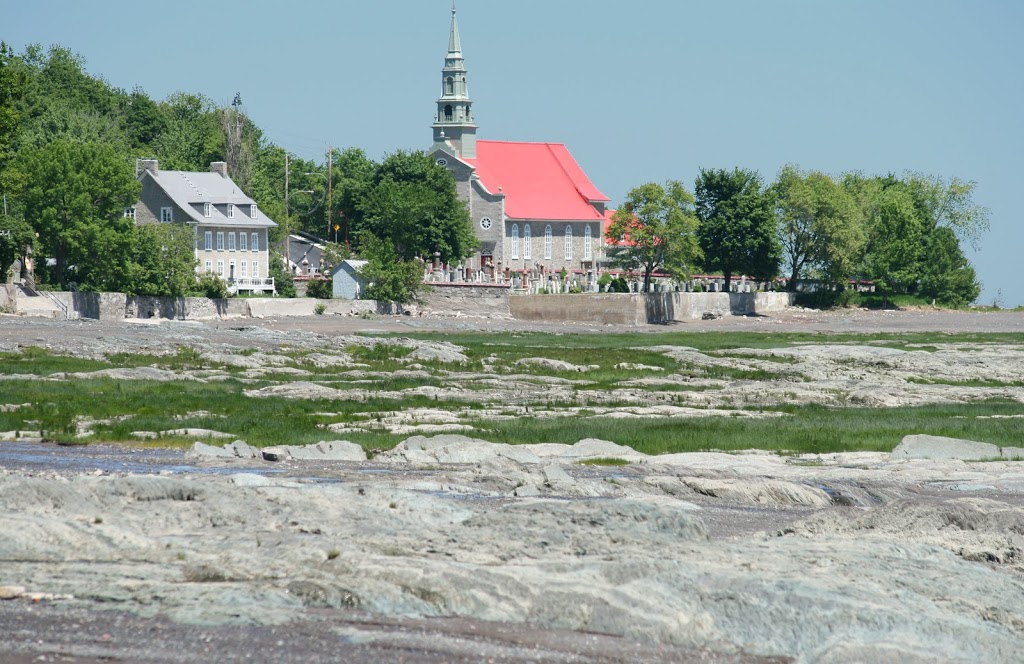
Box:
463;401;1024;456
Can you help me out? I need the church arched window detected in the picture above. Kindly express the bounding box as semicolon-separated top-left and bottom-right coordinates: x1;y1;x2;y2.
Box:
564;226;573;261
544;225;553;260
510;224;519;259
444;105;453;121
462;76;467;95
584;225;593;260
446;77;454;95
523;225;532;260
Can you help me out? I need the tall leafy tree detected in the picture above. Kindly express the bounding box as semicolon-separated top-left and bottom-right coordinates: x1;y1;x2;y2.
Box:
772;165;864;290
918;226;980;306
128;224;198;297
859;181;923;302
19;139;139;289
358;150;475;262
605;180;701;293
328;147;375;245
357;230;424;304
695;167;780;290
152;92;224;170
905;172;990;251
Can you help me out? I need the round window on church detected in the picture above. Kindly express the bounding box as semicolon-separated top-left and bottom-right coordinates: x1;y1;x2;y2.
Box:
436;158;448;167
480;217;493;230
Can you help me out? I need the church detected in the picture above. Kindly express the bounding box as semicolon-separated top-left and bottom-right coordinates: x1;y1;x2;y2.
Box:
427;6;611;280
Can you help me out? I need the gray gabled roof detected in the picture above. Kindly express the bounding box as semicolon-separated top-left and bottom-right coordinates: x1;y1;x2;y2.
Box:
141;170;277;229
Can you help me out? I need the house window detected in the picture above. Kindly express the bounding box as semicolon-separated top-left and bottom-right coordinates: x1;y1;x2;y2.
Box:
204;260;212;273
510;224;519;259
251;233;258;252
564;226;573;261
228;232;236;251
239;233;247;251
160;207;173;222
204;232;213;251
584;225;593;260
216;232;224;251
228;260;236;280
544;225;552;260
227;204;234;219
250;204;257;219
252;261;259;278
240;261;248;278
523;225;532;260
123;207;136;219
204;202;211;218
216;260;224;276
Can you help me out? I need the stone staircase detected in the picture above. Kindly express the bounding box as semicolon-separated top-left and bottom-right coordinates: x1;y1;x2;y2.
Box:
13;284;64;318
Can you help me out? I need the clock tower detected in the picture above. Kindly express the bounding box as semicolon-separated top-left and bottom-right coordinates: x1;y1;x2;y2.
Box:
432;4;477;159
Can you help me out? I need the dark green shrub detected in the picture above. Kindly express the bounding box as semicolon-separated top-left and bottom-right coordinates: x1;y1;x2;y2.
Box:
306;278;333;299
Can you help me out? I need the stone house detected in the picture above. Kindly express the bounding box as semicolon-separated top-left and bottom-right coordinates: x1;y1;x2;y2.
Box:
132;160;277;294
427;7;610;279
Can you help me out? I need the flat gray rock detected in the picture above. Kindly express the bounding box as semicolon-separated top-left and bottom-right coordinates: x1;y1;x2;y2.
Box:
288;440;366;461
225;440;261;459
542;464;573;485
1001;446;1024;461
185;442;234;459
892;434;1000;461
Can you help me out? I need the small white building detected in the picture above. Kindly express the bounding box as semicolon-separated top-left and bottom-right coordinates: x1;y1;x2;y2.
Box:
331;259;368;300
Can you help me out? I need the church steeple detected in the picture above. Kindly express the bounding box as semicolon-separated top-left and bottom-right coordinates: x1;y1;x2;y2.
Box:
432;3;477;159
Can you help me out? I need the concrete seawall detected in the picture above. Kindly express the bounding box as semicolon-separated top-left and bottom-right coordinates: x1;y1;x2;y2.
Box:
512;292;796;325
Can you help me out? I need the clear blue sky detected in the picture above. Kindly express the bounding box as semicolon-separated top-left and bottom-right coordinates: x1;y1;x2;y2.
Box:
6;0;1022;306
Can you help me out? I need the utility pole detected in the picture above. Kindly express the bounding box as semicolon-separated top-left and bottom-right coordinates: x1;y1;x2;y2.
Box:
284;152;290;263
327;145;332;241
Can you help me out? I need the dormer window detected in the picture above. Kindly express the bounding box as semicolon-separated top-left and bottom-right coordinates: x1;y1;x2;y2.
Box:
204;202;211;217
250;204;257;219
227;203;234;219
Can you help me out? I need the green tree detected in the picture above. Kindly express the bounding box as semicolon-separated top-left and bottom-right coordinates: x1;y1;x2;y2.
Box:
605;180;701;293
151;92;224;171
19;139;139;289
905;172;990;250
0;215;34;280
695;167;781;290
268;253;296;298
0;42;27;182
358;150;475;262
328;147;375;245
860;182;923;303
772;165;864;290
128;223;197;297
357;231;424;304
918;226;980;306
122;86;166;150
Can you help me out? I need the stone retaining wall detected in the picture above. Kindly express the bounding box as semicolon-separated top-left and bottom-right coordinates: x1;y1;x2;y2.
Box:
0;284;14;311
419;283;512;318
512;292;796;325
127;296;248;320
511;294;647;325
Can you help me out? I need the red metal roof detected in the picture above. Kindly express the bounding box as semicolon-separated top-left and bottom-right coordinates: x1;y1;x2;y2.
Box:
466;141;608;221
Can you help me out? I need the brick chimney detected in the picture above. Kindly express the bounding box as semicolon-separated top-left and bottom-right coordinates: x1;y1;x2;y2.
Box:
209;161;228;177
139;159;158;175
